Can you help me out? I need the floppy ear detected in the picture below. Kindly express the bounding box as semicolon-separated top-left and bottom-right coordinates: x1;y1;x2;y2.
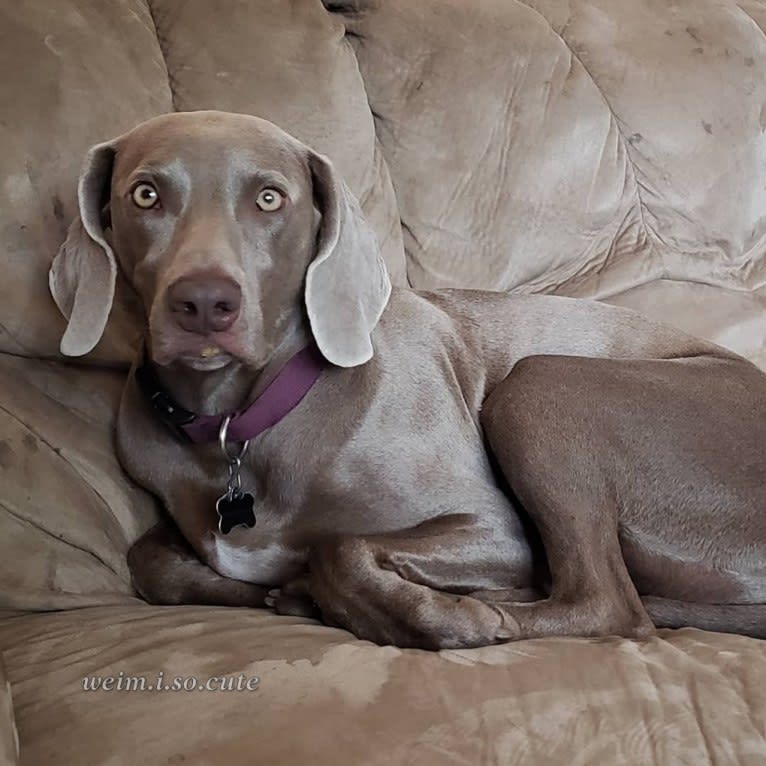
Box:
305;151;392;367
49;141;117;357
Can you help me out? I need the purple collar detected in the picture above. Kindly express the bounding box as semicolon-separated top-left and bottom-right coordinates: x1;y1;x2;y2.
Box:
136;344;326;444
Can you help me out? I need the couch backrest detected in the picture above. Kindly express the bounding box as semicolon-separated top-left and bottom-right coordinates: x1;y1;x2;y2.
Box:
2;0;765;366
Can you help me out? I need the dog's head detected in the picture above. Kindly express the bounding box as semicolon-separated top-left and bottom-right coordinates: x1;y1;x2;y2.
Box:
50;111;391;370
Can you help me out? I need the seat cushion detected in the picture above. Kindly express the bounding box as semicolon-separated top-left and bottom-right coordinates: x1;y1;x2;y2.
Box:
0;606;764;765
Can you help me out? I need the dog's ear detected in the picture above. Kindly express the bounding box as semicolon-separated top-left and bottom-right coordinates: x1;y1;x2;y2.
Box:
304;150;392;367
49;141;117;357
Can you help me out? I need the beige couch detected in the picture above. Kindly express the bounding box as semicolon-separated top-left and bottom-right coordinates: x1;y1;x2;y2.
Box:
1;1;765;763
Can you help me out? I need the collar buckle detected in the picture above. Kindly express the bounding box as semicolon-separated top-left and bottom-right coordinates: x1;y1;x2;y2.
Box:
135;361;197;443
149;390;196;443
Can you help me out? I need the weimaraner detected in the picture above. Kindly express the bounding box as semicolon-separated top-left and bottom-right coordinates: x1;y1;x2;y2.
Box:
50;111;766;649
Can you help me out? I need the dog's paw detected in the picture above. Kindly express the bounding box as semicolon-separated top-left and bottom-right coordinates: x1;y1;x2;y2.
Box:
266;578;322;619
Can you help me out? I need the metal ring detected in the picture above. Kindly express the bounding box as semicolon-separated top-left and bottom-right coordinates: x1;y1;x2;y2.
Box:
226;458;243;493
218;415;251;462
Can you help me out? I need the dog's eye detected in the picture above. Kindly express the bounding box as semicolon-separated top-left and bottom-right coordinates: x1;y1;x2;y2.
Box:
255;188;284;212
131;183;160;209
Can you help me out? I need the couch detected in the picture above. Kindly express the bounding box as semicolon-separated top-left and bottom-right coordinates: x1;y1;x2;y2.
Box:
1;1;764;763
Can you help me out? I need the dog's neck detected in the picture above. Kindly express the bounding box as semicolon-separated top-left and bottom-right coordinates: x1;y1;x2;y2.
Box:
151;326;313;417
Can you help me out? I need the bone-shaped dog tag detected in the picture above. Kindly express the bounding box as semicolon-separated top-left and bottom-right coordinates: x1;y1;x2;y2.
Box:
216;490;256;534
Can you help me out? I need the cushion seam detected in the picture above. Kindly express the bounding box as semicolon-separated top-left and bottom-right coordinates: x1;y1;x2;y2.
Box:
144;0;177;111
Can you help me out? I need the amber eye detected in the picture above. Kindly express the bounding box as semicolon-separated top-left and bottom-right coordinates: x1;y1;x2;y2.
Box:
131;183;160;209
255;188;284;212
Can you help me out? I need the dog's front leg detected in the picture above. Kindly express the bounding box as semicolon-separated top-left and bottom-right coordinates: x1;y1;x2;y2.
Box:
279;515;536;650
128;518;269;607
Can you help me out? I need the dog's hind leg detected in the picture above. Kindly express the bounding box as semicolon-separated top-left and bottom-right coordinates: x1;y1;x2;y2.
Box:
643;597;766;639
477;358;657;641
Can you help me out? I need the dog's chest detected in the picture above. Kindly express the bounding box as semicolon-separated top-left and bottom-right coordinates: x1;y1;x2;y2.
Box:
203;531;307;584
120;353;492;585
162;456;313;584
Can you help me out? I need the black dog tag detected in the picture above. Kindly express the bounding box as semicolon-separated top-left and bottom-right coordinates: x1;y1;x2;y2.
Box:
216;490;256;534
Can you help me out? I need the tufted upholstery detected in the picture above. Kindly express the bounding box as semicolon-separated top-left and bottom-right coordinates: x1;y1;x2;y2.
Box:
0;1;764;764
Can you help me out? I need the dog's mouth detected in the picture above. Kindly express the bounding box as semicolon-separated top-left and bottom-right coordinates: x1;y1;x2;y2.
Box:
178;350;233;372
151;338;240;371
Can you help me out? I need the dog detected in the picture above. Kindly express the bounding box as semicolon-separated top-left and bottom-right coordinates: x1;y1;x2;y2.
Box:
49;111;766;649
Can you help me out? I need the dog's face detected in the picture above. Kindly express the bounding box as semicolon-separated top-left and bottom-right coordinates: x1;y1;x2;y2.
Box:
109;113;318;370
50;111;391;371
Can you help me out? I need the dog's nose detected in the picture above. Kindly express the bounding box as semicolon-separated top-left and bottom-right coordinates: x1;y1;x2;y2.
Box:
167;275;242;334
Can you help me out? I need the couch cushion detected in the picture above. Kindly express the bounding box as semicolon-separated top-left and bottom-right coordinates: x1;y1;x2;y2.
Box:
0;355;157;613
351;0;766;365
0;606;764;765
0;1;405;365
0;0;171;363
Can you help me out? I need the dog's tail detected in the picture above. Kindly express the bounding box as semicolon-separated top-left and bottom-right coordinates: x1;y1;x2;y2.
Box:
642;596;766;639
